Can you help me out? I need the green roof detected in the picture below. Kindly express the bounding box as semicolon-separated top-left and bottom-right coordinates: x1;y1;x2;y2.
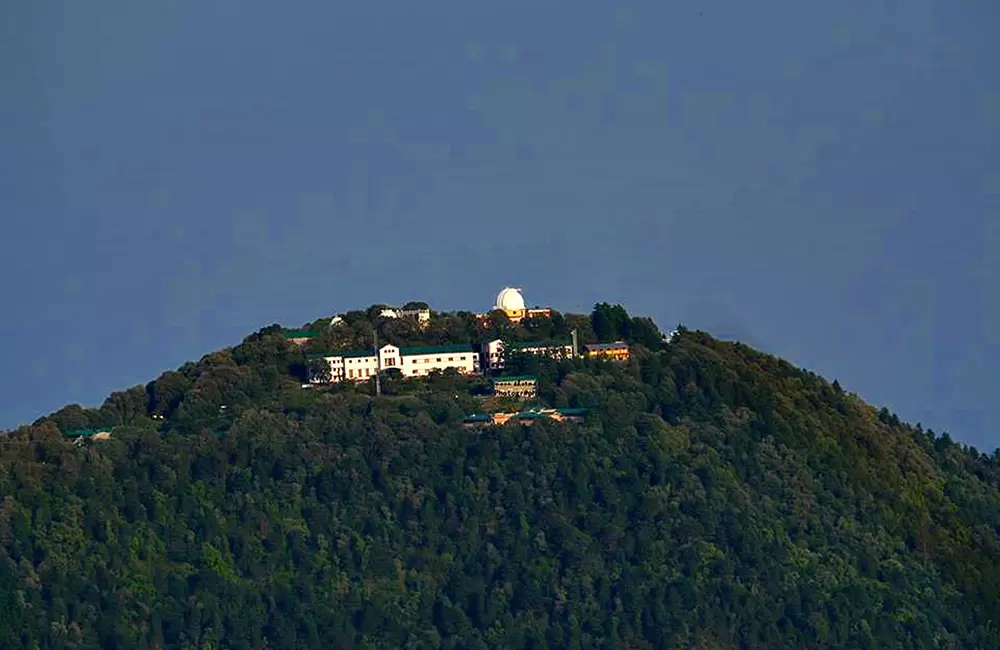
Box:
584;341;628;350
341;349;376;358
308;344;475;360
398;344;475;356
283;329;319;339
493;375;537;383
306;348;377;359
463;414;493;423
557;408;588;416
305;350;340;359
65;428;113;438
508;341;571;349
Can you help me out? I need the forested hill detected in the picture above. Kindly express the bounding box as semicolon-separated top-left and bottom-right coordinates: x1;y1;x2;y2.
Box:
2;305;999;649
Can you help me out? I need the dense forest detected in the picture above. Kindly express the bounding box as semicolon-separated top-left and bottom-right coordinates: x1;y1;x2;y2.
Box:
1;304;998;649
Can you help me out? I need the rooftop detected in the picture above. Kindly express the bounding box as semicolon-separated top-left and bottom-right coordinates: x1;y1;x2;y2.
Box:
399;344;476;356
493;375;537;383
584;341;629;350
65;428;114;438
307;343;477;360
508;340;571;349
283;329;319;339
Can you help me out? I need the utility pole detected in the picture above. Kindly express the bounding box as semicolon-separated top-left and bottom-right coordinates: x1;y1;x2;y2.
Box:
571;328;579;359
373;330;382;397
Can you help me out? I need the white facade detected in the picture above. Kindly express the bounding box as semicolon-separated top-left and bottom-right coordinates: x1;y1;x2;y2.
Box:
309;344;480;384
399;347;479;377
399;308;431;324
378;307;431;327
483;339;574;369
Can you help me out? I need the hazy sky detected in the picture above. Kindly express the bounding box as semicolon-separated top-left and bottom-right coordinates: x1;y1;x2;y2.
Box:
2;1;997;450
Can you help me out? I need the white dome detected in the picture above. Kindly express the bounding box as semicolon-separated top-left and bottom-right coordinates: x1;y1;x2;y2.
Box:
494;287;526;312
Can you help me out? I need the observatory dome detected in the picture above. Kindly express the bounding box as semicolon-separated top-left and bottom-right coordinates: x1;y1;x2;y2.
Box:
494;287;526;312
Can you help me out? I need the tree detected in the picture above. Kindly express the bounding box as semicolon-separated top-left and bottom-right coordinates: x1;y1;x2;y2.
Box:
308;358;332;384
591;303;631;342
628;317;663;349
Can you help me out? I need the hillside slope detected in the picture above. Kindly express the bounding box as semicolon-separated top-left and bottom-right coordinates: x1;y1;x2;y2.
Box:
2;312;998;649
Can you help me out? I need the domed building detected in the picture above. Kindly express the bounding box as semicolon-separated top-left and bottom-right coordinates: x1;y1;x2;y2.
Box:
486;286;552;323
494;286;527;321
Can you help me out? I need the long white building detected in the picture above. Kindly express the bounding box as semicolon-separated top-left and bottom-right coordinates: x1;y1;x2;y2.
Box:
308;344;481;383
482;339;575;370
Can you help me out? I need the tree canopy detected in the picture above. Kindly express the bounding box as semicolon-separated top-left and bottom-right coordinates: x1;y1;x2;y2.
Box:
2;305;998;649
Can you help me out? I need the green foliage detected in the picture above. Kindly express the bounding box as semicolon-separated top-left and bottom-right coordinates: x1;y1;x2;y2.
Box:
3;311;999;649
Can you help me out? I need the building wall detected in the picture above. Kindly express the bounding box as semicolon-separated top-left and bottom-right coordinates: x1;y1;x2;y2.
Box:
401;350;479;377
583;344;631;361
483;339;573;369
344;354;378;380
311;345;480;383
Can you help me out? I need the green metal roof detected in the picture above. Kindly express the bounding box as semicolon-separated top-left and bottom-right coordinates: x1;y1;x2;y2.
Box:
557;408;588;416
283;329;319;339
584;341;628;350
341;349;377;358
508;341;571;349
398;344;475;356
65;428;113;438
305;351;341;359
308;344;475;359
493;375;537;383
463;414;493;422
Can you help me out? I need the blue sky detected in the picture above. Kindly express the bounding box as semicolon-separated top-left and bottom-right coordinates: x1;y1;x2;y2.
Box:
2;1;997;451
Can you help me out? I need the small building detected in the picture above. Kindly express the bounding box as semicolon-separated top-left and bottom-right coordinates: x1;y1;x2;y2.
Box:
492;375;537;398
526;308;552;320
477;287;553;324
378;306;432;327
584;341;630;361
462;407;587;428
283;329;320;345
398;307;431;326
65;428;114;442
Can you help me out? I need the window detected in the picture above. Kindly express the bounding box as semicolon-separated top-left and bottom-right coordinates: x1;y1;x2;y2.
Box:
448;357;454;361
436;358;441;362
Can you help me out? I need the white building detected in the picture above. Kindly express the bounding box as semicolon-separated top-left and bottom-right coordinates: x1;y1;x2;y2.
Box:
378;306;432;327
483;339;574;369
478;287;552;323
308;343;480;384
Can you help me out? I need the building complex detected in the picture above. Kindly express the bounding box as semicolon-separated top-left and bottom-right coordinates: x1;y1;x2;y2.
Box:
299;286;632;385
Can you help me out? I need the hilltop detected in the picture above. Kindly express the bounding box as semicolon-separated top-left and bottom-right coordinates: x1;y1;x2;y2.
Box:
1;300;999;649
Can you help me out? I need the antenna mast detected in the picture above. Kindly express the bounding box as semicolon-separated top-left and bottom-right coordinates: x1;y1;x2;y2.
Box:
374;330;382;397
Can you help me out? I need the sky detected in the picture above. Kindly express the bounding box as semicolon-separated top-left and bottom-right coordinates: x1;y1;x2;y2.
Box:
2;0;997;451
